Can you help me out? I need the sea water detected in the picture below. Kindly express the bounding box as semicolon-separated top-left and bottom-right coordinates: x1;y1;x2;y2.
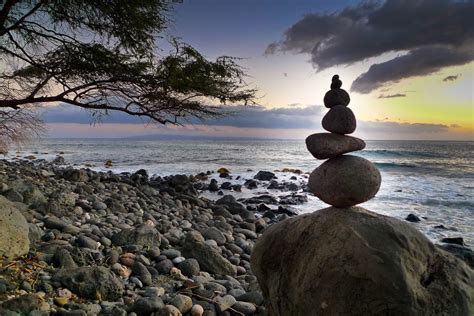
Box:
5;139;474;246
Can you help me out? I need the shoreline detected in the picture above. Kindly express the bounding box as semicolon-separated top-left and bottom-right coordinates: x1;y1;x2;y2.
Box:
0;158;473;315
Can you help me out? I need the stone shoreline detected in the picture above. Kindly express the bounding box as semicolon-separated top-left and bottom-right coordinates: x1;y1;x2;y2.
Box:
0;159;289;315
1;159;473;315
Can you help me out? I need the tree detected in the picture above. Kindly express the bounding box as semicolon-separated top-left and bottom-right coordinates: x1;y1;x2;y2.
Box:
0;0;256;149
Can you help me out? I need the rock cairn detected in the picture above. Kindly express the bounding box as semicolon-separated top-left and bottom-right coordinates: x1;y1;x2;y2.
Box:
250;75;474;316
306;75;381;207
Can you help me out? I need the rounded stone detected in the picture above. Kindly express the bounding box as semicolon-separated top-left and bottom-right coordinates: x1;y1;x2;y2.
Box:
308;155;381;207
323;88;350;108
322;105;356;134
250;206;474;316
305;133;365;159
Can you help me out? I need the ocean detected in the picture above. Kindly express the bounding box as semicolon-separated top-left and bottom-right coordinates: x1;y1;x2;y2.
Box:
5;138;474;246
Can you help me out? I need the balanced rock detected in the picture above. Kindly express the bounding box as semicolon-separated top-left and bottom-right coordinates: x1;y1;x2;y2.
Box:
323;88;350;108
308;155;381;207
330;74;342;89
0;196;29;261
305;133;365;159
251;206;474;316
322;105;356;134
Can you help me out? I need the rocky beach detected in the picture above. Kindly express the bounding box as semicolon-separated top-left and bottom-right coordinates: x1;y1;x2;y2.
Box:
0;76;472;316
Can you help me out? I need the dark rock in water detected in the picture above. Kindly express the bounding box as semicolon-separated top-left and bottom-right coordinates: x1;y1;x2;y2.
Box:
322;105;356;134
308;155;381;207
442;237;465;246
257;203;271;212
209;179;219;192
276;205;298;216
438;244;474;268
323;88;350;108
111;224;161;249
216;195;246;214
244;195;278;205
251;206;474;316
279;194;308;205
232;184;242;192
182;231;236;275
0;196;30;261
254;171;276;181
434;225;447;229
405;214;421;222
53;266;124;300
244;179;258;189
305;133;365;159
221;182;232;190
52;155;65;165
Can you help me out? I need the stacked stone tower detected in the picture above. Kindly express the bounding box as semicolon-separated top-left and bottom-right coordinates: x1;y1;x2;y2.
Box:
306;75;381;207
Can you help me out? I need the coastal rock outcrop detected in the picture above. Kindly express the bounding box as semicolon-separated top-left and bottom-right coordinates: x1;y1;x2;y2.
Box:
251;207;474;316
0;196;30;261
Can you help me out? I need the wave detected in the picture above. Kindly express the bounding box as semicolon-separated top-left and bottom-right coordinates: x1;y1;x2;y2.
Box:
374;162;419;170
360;149;443;159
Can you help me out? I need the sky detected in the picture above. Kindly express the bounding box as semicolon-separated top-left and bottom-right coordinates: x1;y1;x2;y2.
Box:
45;0;474;140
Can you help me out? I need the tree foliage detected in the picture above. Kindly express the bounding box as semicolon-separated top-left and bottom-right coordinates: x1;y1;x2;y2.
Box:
0;0;256;149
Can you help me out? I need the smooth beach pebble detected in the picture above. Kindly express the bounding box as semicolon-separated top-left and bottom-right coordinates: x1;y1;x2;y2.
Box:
305;133;365;159
323;88;350;108
308;155;381;207
322;105;357;134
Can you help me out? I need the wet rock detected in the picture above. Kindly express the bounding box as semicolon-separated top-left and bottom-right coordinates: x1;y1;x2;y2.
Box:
405;213;421;222
254;171;276;181
442;237;464;246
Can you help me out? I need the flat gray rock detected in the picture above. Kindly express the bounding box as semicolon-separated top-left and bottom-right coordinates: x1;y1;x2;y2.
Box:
308;155;381;207
322;105;356;134
305;133;365;159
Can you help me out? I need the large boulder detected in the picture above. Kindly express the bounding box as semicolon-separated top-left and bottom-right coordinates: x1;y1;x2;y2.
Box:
251;207;474;316
182;231;236;275
309;155;381;207
0;196;29;261
305;133;365;159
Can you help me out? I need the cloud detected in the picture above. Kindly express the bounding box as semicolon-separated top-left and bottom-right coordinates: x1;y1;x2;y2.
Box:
443;74;461;82
267;0;474;93
358;121;450;134
378;93;406;99
42;104;325;129
352;45;472;93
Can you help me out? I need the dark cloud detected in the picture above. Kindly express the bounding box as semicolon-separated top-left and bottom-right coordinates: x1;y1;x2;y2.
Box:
443;74;461;82
352;45;473;93
378;93;406;99
267;0;474;93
